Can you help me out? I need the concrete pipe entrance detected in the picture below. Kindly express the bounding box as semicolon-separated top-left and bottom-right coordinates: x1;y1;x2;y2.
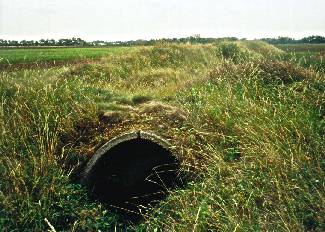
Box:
81;131;180;210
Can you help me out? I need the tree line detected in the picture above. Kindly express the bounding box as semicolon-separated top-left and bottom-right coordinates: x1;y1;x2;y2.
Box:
0;37;88;47
261;35;325;44
0;36;324;47
0;36;238;47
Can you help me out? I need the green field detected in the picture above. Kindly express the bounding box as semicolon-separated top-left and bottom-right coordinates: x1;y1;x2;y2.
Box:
276;43;325;52
0;41;324;231
0;47;131;66
275;44;325;72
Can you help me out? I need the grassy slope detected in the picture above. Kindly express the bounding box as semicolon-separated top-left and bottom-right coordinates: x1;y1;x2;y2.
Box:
0;41;324;231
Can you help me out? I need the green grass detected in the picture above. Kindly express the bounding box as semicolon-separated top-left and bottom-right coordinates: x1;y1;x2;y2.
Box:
0;41;324;231
0;47;132;65
276;44;325;52
276;44;325;72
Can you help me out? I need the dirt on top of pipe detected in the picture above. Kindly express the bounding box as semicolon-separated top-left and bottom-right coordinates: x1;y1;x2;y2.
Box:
60;100;219;174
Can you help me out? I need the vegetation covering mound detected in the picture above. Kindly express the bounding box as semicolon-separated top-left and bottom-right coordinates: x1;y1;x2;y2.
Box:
240;40;284;56
0;42;324;231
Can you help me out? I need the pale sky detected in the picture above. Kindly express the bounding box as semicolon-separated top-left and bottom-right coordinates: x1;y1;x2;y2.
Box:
0;0;324;41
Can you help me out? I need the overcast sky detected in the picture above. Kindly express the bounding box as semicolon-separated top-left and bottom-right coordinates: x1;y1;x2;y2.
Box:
1;0;324;41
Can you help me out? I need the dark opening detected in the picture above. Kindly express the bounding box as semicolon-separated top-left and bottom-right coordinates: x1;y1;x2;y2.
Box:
86;138;180;215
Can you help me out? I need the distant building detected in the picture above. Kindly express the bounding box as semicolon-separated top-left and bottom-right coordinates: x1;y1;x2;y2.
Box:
192;34;201;39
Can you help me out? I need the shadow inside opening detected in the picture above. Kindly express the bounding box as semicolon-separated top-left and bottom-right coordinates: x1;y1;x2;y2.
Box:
86;138;181;221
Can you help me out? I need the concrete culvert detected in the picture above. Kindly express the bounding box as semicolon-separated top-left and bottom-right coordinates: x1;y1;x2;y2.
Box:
81;131;180;210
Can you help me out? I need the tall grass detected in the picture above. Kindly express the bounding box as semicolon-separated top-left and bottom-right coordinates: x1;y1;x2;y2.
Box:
139;56;324;231
1;41;324;231
0;69;130;231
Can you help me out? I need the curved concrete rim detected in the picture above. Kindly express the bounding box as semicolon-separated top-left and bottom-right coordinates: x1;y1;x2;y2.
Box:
81;130;173;186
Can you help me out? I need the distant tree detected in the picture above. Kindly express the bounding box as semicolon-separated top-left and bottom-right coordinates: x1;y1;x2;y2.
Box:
20;40;27;46
39;39;46;46
10;40;20;46
0;39;8;46
278;36;296;44
261;35;325;44
48;39;56;46
301;35;325;44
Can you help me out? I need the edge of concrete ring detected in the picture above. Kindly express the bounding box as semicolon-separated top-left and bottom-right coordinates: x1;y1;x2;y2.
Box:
81;130;173;187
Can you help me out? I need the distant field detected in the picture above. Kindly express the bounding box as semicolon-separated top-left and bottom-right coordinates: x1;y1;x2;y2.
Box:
276;44;325;72
276;43;325;52
0;47;131;66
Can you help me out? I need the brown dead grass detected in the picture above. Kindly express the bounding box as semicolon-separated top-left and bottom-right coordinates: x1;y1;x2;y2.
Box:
61;101;218;179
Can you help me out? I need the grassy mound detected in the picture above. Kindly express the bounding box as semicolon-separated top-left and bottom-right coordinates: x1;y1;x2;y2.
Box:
0;43;324;231
240;40;284;57
139;59;324;231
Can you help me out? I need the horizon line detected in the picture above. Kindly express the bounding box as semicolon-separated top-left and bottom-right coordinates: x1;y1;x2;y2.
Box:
1;34;325;42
